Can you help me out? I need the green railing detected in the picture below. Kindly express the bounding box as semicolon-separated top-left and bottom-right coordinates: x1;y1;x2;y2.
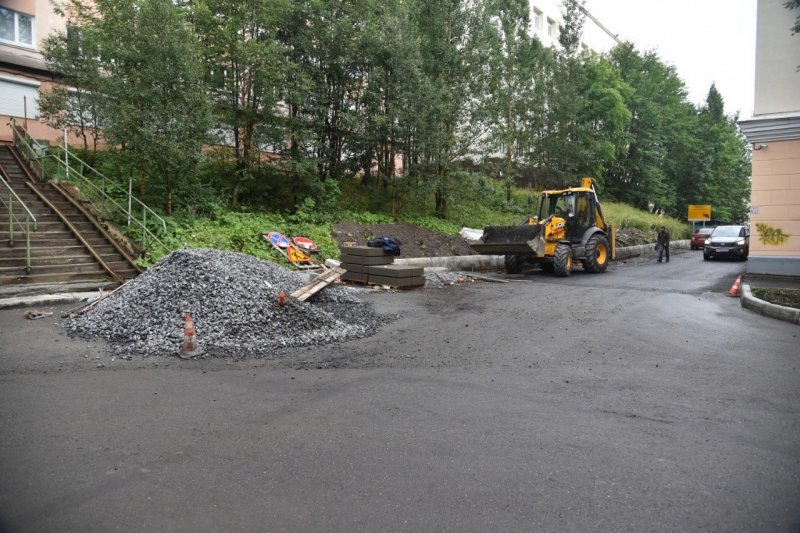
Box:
9;119;170;260
0;166;37;273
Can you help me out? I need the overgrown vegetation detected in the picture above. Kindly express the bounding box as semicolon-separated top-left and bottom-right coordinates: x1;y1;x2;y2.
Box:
752;288;800;311
140;174;689;266
40;0;752;229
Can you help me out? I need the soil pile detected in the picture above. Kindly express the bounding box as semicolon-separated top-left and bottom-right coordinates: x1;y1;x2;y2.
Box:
333;221;475;258
63;249;392;358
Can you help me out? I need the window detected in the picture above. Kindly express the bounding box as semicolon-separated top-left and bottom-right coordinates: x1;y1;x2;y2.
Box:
0;8;35;47
532;8;543;33
0;78;40;118
547;18;558;38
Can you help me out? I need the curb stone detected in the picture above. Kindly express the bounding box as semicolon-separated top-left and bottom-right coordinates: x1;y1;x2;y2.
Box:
395;239;691;270
740;284;800;325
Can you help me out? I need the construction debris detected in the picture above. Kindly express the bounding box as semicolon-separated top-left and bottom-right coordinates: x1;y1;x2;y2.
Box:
62;249;393;358
24;309;53;320
290;267;345;302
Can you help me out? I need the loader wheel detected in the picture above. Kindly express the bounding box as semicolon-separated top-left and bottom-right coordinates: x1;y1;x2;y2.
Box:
504;254;525;274
553;244;572;277
583;234;610;273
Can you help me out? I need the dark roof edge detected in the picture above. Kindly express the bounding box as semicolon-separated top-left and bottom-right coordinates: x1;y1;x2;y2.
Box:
0;49;54;78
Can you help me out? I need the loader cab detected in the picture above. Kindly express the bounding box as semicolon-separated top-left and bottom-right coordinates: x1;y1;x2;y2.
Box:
540;192;595;241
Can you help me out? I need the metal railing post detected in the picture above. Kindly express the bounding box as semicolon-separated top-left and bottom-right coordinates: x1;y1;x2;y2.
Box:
7;191;13;246
142;208;148;250
25;215;31;273
64;129;69;179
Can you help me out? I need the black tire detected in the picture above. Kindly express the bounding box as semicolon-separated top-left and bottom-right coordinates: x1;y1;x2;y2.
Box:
553;244;572;277
504;254;525;274
703;250;711;261
583;234;610;273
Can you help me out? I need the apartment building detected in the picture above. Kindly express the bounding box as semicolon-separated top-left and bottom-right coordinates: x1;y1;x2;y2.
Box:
0;0;69;144
529;0;619;53
738;0;800;276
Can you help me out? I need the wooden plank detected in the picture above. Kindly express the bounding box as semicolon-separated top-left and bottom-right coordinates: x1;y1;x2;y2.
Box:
290;267;345;302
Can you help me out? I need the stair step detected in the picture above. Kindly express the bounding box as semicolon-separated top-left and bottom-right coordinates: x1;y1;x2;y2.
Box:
0;271;113;286
0;262;107;276
0;146;142;286
0;245;94;258
0;254;95;267
0;221;68;232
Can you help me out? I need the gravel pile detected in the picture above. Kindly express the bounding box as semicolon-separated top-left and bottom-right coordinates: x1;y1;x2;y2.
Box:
63;249;393;358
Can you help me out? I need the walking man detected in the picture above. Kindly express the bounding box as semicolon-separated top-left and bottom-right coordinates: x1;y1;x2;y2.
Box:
657;226;670;262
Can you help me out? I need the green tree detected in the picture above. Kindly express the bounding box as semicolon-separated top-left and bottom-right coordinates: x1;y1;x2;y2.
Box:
40;24;102;152
478;0;546;201
538;0;630;188
350;0;424;218
408;0;485;217
192;0;290;207
46;0;212;214
606;44;690;212
692;86;751;223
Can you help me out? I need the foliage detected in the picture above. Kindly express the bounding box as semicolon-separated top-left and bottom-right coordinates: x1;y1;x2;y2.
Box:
41;0;751;230
43;0;212;215
162;210;339;264
751;288;800;311
607;48;750;223
602;202;690;239
192;0;290;208
787;0;800;34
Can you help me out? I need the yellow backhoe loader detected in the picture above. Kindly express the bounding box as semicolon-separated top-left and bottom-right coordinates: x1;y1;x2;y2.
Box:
470;177;616;276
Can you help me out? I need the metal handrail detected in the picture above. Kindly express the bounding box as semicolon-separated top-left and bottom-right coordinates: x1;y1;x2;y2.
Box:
0;167;37;272
8;119;170;258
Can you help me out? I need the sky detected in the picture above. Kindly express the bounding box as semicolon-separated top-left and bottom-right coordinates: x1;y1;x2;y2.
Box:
583;0;757;118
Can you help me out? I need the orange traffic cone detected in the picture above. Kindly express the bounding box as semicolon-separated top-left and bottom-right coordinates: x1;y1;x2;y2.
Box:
727;275;743;297
179;312;201;357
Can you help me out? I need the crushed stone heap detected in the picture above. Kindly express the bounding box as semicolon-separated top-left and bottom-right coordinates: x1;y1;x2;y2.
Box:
63;249;393;358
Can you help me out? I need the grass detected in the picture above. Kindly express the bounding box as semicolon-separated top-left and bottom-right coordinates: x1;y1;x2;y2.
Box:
751;288;800;311
146;180;691;266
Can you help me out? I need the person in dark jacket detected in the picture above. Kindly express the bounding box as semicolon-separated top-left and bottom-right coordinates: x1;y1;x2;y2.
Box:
657;226;670;262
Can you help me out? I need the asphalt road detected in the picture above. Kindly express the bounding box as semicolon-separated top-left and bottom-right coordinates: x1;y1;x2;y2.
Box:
1;249;799;532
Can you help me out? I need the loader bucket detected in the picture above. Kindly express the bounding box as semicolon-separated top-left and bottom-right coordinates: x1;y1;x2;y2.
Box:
469;225;543;255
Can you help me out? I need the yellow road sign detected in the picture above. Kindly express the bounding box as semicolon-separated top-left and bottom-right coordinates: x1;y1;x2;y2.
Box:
688;204;711;221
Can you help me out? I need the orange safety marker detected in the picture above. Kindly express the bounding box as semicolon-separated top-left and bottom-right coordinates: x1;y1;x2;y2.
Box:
178;312;202;357
727;275;743;297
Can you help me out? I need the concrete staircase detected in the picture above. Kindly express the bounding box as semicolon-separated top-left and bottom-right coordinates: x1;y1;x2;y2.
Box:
0;145;141;296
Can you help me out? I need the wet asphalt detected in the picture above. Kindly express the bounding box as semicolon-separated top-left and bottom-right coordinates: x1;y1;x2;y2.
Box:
1;249;799;532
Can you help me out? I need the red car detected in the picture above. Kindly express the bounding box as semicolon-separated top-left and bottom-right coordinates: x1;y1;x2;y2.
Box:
690;227;714;250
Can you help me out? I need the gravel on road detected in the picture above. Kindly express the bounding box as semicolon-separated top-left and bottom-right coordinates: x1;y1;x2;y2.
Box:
63;249;394;358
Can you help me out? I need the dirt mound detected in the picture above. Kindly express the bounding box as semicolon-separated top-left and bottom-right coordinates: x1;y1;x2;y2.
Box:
333;221;475;258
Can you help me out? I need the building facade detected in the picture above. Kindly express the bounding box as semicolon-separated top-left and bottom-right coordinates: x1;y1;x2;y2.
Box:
738;0;800;276
529;0;619;53
0;0;71;144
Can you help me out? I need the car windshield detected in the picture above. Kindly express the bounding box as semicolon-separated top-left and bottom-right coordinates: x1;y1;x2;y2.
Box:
695;228;713;235
713;226;742;237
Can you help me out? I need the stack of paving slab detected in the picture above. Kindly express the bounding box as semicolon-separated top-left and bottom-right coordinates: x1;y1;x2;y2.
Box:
340;245;425;289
